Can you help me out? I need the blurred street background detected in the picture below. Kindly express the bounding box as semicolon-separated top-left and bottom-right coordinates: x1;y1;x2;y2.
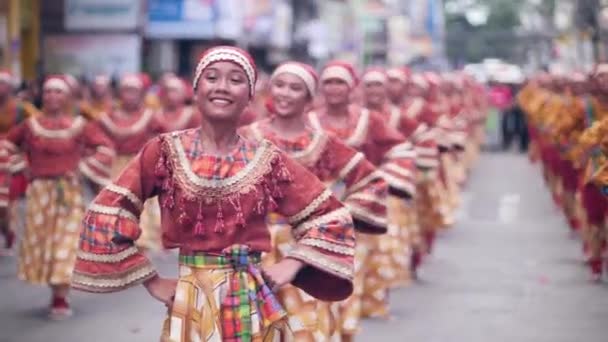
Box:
0;0;602;81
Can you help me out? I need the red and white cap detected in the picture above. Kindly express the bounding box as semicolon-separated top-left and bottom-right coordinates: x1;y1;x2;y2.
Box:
271;61;319;95
44;75;71;93
423;72;442;88
593;64;608;77
93;74;111;87
411;74;429;90
165;76;186;92
193;45;257;97
120;74;144;89
386;67;411;83
361;67;387;84
0;70;14;86
320;60;358;88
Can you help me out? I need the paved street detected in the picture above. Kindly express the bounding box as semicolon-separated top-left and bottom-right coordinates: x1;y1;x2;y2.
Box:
2;152;608;342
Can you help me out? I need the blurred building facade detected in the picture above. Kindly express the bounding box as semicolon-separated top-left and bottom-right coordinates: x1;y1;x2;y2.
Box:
1;0;448;81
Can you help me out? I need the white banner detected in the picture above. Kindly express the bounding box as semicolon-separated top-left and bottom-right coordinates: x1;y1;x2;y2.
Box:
65;0;141;30
44;34;141;76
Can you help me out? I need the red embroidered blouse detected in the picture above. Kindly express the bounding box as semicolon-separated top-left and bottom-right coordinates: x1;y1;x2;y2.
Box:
240;119;389;234
73;128;355;301
98;108;161;155
308;106;417;198
384;101;440;169
2;115;115;185
154;105;202;133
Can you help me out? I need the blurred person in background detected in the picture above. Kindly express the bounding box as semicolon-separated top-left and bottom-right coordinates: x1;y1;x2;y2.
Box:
0;70;39;254
311;60;416;341
387;68;443;278
1;75;114;319
360;67;418;288
240;60;388;341
88;75;115;118
155;75;200;133
96;73;163;251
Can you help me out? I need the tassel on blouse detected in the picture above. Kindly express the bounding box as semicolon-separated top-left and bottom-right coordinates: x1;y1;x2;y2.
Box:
193;201;205;236
231;195;246;228
214;201;225;233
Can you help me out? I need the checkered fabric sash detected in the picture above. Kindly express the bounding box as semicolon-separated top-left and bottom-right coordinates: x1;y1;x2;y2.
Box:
179;245;286;341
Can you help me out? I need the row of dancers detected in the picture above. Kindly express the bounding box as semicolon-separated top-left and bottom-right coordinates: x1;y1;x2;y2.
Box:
0;46;487;340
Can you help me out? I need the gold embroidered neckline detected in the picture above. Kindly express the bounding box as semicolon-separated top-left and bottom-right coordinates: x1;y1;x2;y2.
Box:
100;109;154;137
165;130;279;200
28;116;86;139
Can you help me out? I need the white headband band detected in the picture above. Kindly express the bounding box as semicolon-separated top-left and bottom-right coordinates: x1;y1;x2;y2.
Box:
411;75;429;89
271;63;317;95
387;69;407;83
0;72;12;85
94;75;110;86
595;64;608;76
165;77;185;91
321;65;355;88
120;75;143;89
362;71;387;84
193;47;256;97
44;78;70;93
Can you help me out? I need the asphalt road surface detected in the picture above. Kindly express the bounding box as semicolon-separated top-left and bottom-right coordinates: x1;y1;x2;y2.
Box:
2;152;607;342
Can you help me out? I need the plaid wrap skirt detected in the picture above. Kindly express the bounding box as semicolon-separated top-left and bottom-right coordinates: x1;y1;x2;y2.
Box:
161;245;290;342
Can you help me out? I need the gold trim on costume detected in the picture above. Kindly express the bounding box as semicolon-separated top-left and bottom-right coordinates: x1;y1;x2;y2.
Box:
106;183;144;210
77;246;140;263
87;203;138;222
167;131;279;200
293;207;352;238
345;202;388;228
338;152;365;180
288;247;352;280
301;238;355;256
72;263;157;293
28;116;86;139
288;189;333;224
99;109;154;137
79;161;111;186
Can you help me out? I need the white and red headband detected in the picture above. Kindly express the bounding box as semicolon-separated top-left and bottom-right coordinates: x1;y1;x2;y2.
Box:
165;76;185;92
321;62;357;88
594;64;608;77
193;46;257;97
271;62;318;95
120;74;143;89
386;68;409;83
44;76;71;93
362;68;387;84
411;74;429;90
93;75;111;87
0;71;13;86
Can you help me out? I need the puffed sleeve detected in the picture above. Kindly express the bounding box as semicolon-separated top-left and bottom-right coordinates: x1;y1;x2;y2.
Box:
2;123;29;174
72;138;162;293
409;123;440;169
368;112;417;199
0;140;21;207
326;137;388;234
273;151;354;301
78;122;116;187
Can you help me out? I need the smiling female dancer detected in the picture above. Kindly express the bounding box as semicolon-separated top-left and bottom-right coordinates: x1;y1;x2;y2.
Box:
241;61;389;340
72;46;355;341
2;75;114;319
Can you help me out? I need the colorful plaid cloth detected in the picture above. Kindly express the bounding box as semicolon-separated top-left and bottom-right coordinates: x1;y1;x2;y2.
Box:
179;245;286;341
184;130;256;180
